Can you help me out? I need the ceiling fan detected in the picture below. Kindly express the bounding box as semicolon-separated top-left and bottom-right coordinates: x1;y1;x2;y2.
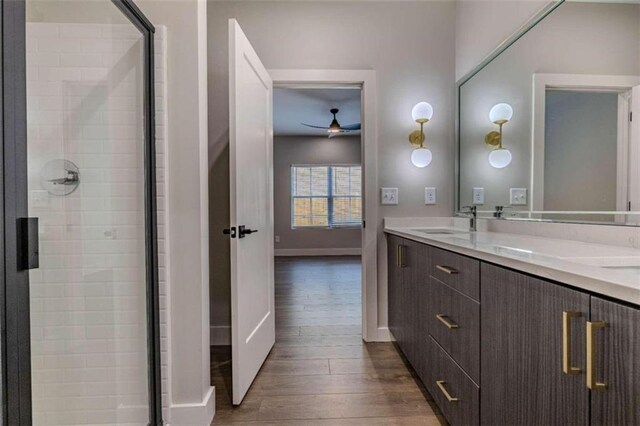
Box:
302;108;361;138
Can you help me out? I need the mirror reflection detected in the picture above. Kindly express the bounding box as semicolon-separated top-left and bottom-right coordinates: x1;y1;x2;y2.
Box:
458;0;640;225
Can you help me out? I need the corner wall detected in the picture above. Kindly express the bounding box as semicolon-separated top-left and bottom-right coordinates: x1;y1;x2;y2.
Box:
136;1;213;424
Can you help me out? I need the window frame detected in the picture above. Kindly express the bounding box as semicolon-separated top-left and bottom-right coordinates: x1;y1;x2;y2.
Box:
290;163;362;230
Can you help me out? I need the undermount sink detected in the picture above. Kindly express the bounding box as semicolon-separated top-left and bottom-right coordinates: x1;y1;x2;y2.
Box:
411;228;469;235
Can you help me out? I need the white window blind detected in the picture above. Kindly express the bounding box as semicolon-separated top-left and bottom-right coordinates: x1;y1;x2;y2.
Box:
291;165;362;228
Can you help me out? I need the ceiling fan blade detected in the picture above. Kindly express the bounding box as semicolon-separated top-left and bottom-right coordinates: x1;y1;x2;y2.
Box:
340;123;361;131
301;123;330;130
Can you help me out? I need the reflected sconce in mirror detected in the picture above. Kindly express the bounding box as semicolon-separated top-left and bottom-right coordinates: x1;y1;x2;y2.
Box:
485;103;513;169
409;102;433;168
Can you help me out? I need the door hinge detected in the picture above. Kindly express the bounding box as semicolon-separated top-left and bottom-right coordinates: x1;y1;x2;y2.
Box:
629;201;632;212
362;220;366;229
630;111;633;122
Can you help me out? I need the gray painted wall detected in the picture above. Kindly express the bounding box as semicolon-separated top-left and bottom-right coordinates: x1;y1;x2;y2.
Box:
544;91;618;213
455;0;550;80
274;136;362;251
208;1;456;332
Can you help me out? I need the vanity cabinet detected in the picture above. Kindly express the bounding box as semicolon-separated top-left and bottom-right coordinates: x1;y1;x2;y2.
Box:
481;264;590;425
590;297;640;425
385;232;640;426
387;235;423;369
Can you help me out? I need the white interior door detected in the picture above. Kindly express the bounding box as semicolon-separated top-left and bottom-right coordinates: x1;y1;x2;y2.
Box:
228;18;275;405
629;86;640;223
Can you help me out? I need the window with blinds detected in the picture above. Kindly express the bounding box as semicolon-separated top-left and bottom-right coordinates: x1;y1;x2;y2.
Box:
291;165;362;228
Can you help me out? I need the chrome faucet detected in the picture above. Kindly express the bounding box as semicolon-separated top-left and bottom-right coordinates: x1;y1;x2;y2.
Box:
461;205;477;232
493;205;512;219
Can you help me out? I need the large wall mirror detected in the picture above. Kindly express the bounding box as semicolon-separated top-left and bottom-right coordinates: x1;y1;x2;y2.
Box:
457;0;640;225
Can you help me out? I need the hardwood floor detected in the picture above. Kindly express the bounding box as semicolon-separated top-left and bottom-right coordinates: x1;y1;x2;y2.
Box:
211;256;445;425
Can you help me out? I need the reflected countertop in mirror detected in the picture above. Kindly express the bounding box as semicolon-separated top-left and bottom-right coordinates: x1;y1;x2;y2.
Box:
457;0;640;226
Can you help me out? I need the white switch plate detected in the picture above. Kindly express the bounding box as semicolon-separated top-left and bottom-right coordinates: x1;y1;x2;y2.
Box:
424;187;436;205
275;235;280;243
472;187;485;205
381;187;398;205
510;188;527;205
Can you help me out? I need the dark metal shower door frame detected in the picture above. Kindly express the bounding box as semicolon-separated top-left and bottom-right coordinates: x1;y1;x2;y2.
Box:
0;0;162;424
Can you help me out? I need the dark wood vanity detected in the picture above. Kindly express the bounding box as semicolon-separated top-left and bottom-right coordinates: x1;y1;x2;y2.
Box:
386;233;640;426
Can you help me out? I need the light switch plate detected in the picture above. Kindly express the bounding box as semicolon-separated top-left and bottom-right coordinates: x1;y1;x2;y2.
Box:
510;188;527;205
275;235;280;243
472;187;485;205
424;187;436;205
381;187;398;205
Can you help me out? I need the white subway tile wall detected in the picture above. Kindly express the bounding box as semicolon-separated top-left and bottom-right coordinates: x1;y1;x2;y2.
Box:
26;23;168;425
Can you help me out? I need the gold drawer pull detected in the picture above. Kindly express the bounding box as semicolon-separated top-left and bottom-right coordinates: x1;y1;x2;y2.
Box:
397;244;406;268
562;311;582;375
436;380;459;402
436;314;459;329
586;321;607;390
436;265;458;275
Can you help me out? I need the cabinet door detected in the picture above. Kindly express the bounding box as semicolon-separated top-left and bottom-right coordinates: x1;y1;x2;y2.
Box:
387;234;404;346
590;297;640;425
481;264;590;425
402;239;423;368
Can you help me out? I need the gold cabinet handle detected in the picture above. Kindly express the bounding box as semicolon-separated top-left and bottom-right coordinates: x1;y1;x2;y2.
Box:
586;321;607;390
436;265;458;275
398;245;406;268
562;311;582;375
396;244;402;267
436;380;459;402
436;314;459;329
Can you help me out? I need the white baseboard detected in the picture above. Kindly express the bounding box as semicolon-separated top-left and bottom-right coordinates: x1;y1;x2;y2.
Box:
167;386;215;425
210;326;231;346
274;248;361;257
375;326;392;342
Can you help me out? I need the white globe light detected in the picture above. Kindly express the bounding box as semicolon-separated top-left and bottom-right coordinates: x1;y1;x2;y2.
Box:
488;148;512;169
411;102;434;122
489;103;513;123
411;147;432;168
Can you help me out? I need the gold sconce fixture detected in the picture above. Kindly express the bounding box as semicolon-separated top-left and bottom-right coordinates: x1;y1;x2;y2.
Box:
485;103;513;169
409;102;433;168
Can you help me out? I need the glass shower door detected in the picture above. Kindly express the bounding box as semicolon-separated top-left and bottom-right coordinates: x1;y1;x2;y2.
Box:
23;1;156;424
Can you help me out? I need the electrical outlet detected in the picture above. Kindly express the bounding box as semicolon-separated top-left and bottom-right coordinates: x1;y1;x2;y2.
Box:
424;187;436;205
275;235;280;243
510;188;527;205
381;187;398;205
472;187;485;205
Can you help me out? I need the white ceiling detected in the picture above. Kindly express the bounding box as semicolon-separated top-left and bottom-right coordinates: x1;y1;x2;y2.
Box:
273;87;361;137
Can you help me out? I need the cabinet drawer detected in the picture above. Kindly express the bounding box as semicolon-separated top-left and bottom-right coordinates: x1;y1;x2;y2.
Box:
424;277;480;383
429;246;479;301
424;336;479;426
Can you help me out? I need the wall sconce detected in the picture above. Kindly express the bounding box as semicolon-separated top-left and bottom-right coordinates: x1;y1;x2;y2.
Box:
485;103;513;169
409;102;433;168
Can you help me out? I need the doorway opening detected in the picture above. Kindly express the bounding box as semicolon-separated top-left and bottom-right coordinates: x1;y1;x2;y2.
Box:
271;84;364;363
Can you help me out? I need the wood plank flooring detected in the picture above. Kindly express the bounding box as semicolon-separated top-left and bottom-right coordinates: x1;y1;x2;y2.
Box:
211;256;445;425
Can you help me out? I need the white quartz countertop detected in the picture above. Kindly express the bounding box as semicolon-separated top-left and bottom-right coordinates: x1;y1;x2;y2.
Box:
384;221;640;306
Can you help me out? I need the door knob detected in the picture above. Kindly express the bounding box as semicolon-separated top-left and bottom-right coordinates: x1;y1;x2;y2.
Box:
223;227;236;238
238;225;258;238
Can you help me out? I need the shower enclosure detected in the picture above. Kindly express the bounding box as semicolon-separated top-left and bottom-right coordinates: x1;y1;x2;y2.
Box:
1;0;161;423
